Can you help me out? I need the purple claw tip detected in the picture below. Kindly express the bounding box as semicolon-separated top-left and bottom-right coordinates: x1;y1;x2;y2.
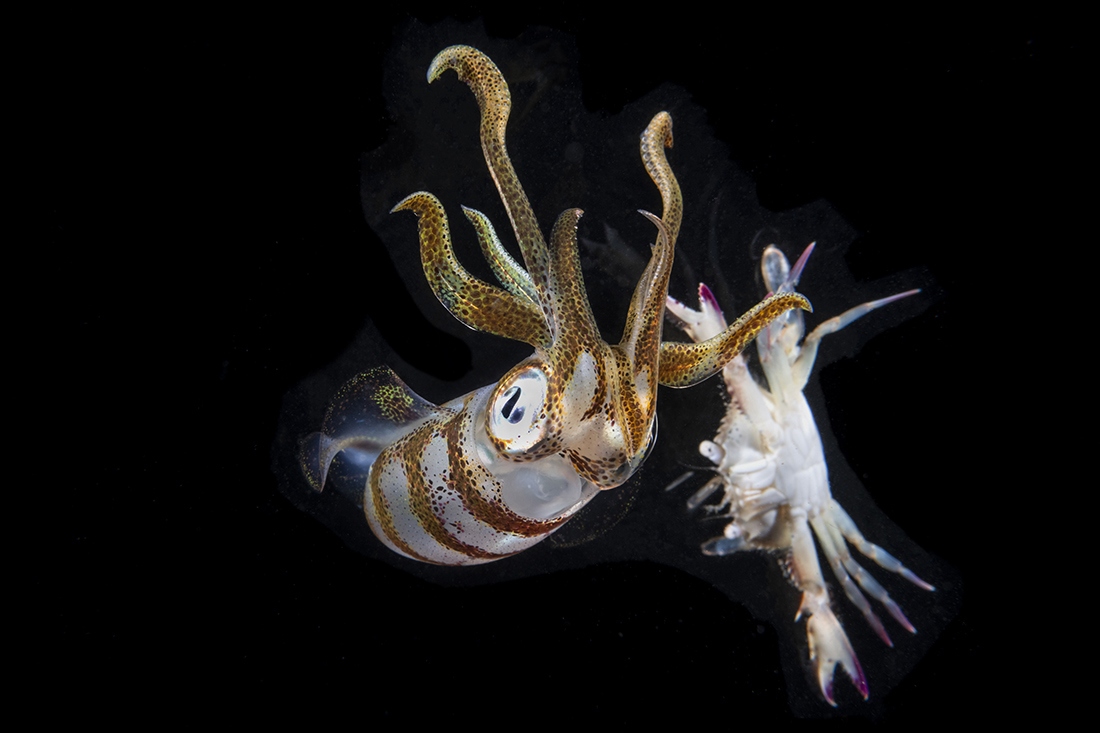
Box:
789;242;815;284
850;659;869;700
699;282;718;308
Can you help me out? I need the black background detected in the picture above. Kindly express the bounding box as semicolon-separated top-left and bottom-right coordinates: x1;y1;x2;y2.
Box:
41;8;1071;725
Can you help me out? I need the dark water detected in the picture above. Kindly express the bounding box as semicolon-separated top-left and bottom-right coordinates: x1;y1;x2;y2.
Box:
52;11;1052;725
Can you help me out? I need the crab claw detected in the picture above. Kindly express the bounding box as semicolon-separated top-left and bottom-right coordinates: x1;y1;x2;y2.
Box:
790;513;868;705
665;282;727;341
801;599;868;706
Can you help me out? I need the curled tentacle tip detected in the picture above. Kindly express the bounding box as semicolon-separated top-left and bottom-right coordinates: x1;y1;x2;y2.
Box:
793;292;813;313
660;113;674;145
426;61;447;84
390;191;424;215
427;45;467;83
637;209;670;243
426;56;444;84
552;207;584;232
637;209;661;227
645;111;674;145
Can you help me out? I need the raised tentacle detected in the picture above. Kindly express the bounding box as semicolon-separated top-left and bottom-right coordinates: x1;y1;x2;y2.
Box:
610;112;690;445
391;192;551;348
619;209;675;363
462;206;539;306
614;211;676;454
428;46;550;300
658;292;812;387
640;111;683;247
547;207;603;346
619;114;681;364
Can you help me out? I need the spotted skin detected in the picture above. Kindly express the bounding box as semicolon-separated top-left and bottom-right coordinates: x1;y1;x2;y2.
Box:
301;45;810;565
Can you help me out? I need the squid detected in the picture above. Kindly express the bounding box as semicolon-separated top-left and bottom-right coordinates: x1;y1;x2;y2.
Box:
297;45;808;566
665;242;931;705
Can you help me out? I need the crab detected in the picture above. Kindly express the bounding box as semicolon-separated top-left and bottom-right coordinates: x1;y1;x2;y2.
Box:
665;242;933;705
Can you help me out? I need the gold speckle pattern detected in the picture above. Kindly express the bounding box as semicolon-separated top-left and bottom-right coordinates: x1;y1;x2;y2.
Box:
392;192;551;348
427;45;550;296
659;292;813;387
640;112;683;247
306;45;812;566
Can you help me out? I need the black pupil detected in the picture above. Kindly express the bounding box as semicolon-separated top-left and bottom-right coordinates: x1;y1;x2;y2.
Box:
502;387;522;422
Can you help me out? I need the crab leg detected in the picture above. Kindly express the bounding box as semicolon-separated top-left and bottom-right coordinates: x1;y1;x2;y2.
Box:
830;501;935;591
817;514;915;633
667;240;933;705
810;514;893;646
792;289;920;388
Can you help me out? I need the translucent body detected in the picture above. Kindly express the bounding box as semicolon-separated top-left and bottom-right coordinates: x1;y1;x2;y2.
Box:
298;46;808;565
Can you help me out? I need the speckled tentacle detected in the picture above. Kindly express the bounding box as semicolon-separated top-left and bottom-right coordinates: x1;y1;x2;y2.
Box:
462;206;539;306
607;113;682;453
613;211;674;452
609;114;680;440
354;46;810;567
391;192;551;347
619;114;681;358
547;208;603;345
619;208;675;358
428;46;551;300
658;292;813;387
640;112;682;247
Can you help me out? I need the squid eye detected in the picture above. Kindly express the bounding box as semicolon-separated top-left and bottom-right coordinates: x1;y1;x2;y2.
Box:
488;366;550;455
501;386;524;423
